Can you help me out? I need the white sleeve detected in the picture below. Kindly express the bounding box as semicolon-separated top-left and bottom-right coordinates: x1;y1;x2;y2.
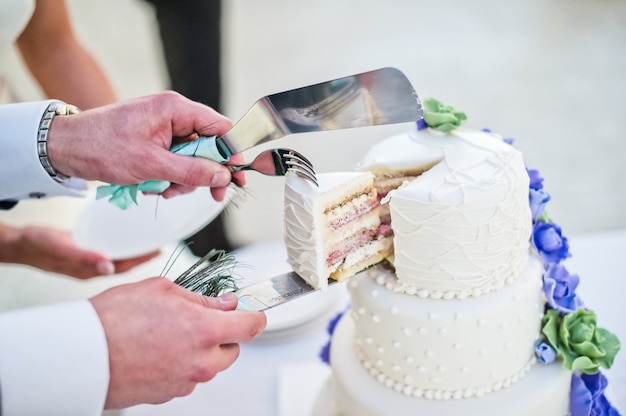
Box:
0;100;86;201
0;300;110;416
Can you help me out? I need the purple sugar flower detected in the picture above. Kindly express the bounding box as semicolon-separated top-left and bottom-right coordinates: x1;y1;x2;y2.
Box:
532;222;571;264
320;306;349;365
319;341;331;365
535;341;557;364
570;372;621;416
416;118;428;131
529;187;551;223
527;168;545;191
327;308;346;335
543;264;584;314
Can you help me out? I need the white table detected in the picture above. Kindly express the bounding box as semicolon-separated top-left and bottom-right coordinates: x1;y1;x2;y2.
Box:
123;229;626;416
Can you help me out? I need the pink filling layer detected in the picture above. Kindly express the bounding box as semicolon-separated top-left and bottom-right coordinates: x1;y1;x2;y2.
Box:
329;200;379;230
326;224;390;265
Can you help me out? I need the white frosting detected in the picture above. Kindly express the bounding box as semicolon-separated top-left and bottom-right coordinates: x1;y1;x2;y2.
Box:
301;125;571;414
329;314;571;416
359;127;532;296
284;172;376;291
347;255;544;394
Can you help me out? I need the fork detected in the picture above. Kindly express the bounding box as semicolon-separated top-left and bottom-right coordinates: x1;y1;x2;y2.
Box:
228;148;318;186
95;138;317;209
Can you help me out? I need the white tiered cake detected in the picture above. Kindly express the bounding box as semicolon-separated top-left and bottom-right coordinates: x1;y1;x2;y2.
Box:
283;98;621;415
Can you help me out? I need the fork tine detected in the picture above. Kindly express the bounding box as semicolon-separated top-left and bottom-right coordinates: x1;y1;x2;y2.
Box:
284;154;316;178
283;153;318;186
285;151;315;171
290;167;319;186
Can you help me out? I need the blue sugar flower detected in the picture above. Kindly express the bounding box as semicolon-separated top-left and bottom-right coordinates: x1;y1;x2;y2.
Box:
319;306;349;365
529;187;551;223
543;264;584;314
535;341;557;364
319;342;331;365
416;118;428;131
327;308;346;335
570;372;621;416
527;168;545;191
532;222;571;264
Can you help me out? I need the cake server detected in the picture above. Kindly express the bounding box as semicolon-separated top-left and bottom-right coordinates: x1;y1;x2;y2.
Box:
199;67;423;161
96;67;421;208
235;271;340;312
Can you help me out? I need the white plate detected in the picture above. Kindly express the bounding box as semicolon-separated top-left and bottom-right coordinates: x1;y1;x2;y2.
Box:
73;187;231;260
233;240;346;334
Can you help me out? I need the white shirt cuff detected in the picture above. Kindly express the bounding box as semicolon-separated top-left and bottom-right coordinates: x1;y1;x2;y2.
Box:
0;299;109;416
0;100;86;201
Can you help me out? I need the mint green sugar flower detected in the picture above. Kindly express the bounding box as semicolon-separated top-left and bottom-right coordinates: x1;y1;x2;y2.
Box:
422;98;467;132
541;308;621;374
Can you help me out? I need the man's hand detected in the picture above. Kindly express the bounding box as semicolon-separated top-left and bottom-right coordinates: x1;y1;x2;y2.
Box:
89;277;266;409
47;91;246;202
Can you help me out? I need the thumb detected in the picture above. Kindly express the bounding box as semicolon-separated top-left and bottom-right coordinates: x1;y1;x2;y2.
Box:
64;247;115;278
179;288;240;311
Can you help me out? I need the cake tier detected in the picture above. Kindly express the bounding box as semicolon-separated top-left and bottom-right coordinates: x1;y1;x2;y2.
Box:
359;127;532;298
330;315;571;416
347;254;545;394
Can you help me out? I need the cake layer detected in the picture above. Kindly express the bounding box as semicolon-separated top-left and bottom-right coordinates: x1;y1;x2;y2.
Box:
347;254;545;394
359;127;532;297
329;315;571;416
284;172;384;290
330;235;393;282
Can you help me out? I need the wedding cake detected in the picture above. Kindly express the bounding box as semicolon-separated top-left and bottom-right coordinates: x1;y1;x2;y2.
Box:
284;99;621;415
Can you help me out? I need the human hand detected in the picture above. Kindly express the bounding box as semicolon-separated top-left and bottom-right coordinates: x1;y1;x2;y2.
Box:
0;223;159;278
89;277;266;409
47;91;246;202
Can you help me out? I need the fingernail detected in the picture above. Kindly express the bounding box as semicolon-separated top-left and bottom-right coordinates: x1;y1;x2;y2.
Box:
211;171;229;187
97;260;115;275
218;292;238;303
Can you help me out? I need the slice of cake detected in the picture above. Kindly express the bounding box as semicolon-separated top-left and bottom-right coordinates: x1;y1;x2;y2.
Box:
284;171;393;291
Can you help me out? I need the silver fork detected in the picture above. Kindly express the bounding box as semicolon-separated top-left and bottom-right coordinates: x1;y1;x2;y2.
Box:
228;148;318;186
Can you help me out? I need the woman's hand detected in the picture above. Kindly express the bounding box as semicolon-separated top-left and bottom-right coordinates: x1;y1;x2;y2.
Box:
0;223;159;278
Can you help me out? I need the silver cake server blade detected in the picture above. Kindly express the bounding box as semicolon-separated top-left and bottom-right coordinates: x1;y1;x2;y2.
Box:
235;271;339;312
206;67;423;159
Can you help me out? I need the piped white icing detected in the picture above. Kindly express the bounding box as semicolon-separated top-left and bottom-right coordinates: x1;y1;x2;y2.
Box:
359;127;532;296
283;171;375;290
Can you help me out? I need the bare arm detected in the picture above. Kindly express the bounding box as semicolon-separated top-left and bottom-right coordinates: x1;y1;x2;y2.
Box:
16;0;117;109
